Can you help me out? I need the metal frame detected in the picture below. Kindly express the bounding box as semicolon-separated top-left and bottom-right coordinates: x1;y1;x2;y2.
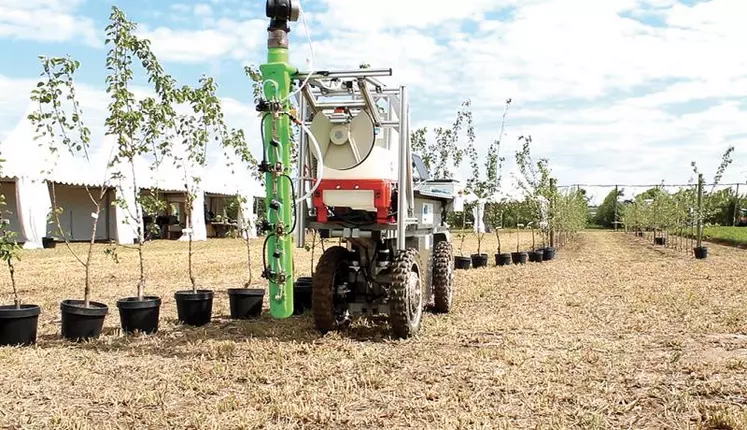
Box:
292;68;414;251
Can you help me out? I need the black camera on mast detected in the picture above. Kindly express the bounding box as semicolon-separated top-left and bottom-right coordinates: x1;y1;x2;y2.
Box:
266;0;299;30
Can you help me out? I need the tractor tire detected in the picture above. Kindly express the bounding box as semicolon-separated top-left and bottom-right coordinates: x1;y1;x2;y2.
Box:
388;247;423;339
432;240;454;313
312;246;349;334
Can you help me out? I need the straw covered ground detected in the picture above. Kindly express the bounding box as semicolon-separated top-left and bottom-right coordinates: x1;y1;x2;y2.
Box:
0;231;746;429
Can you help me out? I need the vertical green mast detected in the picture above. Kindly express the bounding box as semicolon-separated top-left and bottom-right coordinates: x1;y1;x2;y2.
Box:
259;0;299;318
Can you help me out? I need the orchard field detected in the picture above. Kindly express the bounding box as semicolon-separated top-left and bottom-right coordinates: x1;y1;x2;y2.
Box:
0;231;745;429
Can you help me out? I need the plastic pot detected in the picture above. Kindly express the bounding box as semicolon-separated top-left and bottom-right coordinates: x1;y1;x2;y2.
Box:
529;250;544;263
117;296;161;334
454;256;471;270
294;277;313;315
654;237;666;246
0;304;41;346
470;253;488;268
174;290;214;327
495;253;512;266
227;288;265;319
42;237;56;249
60;300;108;342
543;247;556;261
511;252;528;265
694;246;708;260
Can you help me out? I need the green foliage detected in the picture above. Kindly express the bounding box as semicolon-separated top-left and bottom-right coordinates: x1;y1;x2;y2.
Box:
27;54;111;308
464;98;511;255
410;100;470;180
513;136;587;247
514;135;552;225
594;188;623;228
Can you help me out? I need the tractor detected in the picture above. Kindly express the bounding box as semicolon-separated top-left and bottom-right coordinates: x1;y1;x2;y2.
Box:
258;0;459;338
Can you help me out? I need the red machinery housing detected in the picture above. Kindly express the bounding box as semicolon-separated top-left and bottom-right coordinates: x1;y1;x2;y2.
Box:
312;178;393;224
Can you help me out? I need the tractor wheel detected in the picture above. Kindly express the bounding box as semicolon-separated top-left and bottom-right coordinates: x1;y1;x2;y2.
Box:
389;247;423;339
432;240;454;313
312;246;349;334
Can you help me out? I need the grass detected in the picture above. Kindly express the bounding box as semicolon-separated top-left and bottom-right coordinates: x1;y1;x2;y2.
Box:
0;231;746;428
701;226;747;247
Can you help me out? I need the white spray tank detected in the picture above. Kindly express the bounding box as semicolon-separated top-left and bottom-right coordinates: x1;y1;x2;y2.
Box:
309;97;400;212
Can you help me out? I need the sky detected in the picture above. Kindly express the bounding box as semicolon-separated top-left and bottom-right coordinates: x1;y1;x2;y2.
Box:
0;0;746;205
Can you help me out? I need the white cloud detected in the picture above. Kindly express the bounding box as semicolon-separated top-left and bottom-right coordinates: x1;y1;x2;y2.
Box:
136;18;267;63
0;0;99;46
2;0;747;197
313;0;507;31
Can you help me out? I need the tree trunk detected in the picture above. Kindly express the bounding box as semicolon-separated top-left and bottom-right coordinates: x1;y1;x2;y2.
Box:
9;261;19;309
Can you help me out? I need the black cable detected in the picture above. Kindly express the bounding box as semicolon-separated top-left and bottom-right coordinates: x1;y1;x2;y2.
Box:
280;174;298;234
261;231;275;275
260;113;269;165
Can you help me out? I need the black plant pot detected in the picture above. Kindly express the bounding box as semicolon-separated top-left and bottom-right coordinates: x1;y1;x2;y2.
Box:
42;237;56;249
653;237;666;246
495;253;512;266
511;252;528;265
529;250;544;263
470;253;488;268
454;256;471;270
228;288;265;319
0;304;41;346
174;290;214;327
543;247;556;261
294;277;313;315
694;246;708;260
117;296;161;334
60;300;108;342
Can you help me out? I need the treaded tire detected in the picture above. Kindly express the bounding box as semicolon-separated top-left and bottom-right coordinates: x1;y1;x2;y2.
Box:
389;247;423;339
312;246;349;334
432;240;454;313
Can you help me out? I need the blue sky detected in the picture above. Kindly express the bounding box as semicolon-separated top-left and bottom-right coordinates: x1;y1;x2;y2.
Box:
1;0;745;204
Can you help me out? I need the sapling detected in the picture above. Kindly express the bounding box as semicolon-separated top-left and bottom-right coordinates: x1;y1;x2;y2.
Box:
235;196;254;287
173;76;228;294
515;221;522;252
485;200;504;254
464;98;510;258
28;55;113;309
530;222;536;249
495;225;502;255
104;6;181;302
0;193;22;309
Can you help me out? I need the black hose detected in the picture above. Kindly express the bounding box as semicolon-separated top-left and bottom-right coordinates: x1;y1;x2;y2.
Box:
280;174;298;235
261;231;275;275
260;113;269;165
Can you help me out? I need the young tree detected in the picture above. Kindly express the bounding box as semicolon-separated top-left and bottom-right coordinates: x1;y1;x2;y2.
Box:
410;100;472;180
104;6;182;303
514;135;552;246
28;55;113;310
0;190;22;310
173;75;236;294
465;98;511;257
691;145;735;225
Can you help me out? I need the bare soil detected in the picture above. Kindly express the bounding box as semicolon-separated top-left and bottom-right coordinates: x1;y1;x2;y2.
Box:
0;231;745;429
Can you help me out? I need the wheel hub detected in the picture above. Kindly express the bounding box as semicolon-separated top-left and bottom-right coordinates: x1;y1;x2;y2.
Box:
407;271;420;315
